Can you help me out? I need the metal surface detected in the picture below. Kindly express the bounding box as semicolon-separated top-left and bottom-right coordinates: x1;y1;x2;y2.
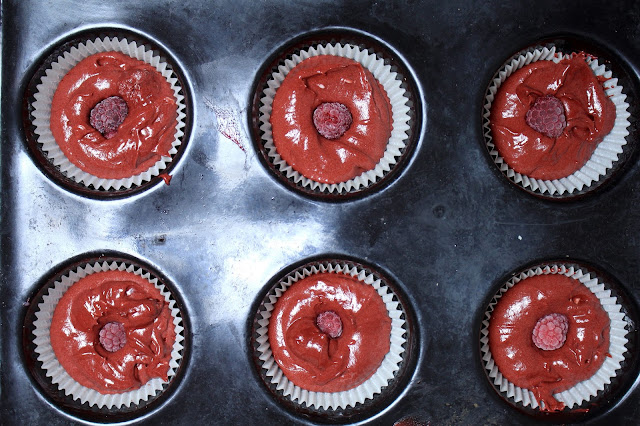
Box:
2;0;640;424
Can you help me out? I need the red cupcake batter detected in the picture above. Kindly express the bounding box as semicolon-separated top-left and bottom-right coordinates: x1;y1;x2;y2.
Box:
490;55;616;180
268;272;391;392
50;51;177;179
270;55;393;184
50;270;176;394
488;274;610;411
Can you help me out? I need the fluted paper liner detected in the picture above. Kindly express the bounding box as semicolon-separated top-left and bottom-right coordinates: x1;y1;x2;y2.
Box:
255;261;407;410
480;264;629;410
32;261;185;409
259;43;411;195
483;47;631;195
31;36;187;191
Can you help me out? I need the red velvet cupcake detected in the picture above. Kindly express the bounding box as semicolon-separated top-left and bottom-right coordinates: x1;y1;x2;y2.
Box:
480;263;628;411
255;261;407;410
483;46;630;196
259;43;411;195
33;260;184;408
31;36;186;191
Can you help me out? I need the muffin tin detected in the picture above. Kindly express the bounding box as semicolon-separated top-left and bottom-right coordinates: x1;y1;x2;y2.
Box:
2;0;640;424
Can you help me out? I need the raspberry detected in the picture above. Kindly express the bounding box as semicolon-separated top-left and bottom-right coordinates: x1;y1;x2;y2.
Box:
316;310;343;339
532;313;569;351
99;321;127;352
89;96;128;139
312;102;352;139
525;95;566;138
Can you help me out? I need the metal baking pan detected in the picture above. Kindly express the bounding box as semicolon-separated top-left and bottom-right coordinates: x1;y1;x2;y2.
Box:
2;0;640;424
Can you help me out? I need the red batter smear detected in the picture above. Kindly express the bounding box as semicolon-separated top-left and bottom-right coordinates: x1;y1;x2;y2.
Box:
394;417;430;426
159;173;172;185
50;270;176;394
268;272;391;392
270;55;393;184
488;274;610;411
212;106;245;152
50;51;177;180
490;54;616;180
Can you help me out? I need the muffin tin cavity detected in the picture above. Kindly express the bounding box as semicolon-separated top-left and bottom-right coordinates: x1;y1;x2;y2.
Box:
22;252;190;423
478;261;639;422
482;36;639;200
250;256;418;423
250;28;422;201
22;28;192;199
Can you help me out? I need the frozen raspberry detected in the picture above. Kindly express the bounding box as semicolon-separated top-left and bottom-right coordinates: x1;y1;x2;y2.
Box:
89;96;128;139
312;102;352;139
99;321;127;352
532;313;569;351
316;310;343;339
525;95;566;138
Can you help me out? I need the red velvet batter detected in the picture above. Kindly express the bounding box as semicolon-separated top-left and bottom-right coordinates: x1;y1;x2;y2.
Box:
268;272;391;392
488;274;610;411
270;55;393;184
490;55;616;180
50;51;177;179
50;270;176;394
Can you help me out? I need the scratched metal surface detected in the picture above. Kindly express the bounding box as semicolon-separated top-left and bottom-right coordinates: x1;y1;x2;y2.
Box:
2;0;640;424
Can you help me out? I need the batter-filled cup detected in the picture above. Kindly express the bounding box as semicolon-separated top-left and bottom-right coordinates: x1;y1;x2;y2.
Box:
483;46;631;196
480;263;629;411
31;36;187;191
32;260;185;409
254;260;407;410
258;42;412;196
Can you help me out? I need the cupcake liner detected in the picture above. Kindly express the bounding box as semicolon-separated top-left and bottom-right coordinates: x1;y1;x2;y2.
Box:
483;46;631;196
480;263;629;410
32;260;185;409
258;42;412;195
31;36;187;191
255;261;407;410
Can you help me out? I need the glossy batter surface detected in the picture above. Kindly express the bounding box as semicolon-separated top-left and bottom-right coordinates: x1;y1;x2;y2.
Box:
488;274;610;411
490;55;616;180
50;270;176;394
268;272;391;392
270;55;393;184
50;51;177;179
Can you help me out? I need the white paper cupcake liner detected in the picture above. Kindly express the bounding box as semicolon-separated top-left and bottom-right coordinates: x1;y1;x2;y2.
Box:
31;36;187;191
32;260;185;409
480;263;629;410
483;46;631;196
255;261;407;410
258;43;412;195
